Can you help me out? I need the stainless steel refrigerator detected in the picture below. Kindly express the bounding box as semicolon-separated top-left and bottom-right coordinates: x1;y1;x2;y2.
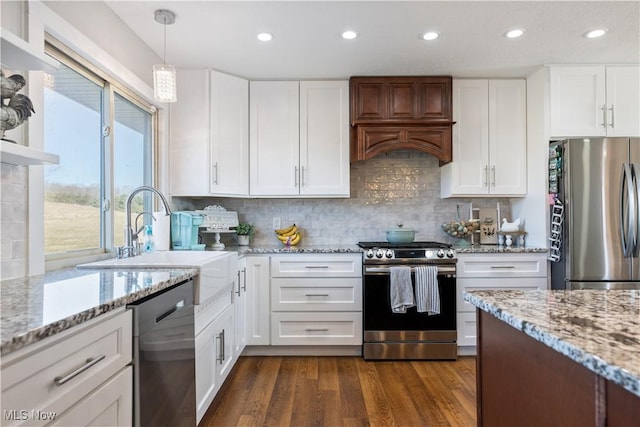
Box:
550;138;640;290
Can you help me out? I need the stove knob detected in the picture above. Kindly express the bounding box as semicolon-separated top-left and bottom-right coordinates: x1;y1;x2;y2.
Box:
385;249;394;259
376;249;384;259
365;249;374;259
446;249;456;258
436;249;445;258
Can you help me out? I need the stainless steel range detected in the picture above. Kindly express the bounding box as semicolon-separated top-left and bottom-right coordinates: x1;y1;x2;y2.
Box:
358;241;457;360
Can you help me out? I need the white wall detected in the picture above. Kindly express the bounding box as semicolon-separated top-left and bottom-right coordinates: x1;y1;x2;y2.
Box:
510;67;550;248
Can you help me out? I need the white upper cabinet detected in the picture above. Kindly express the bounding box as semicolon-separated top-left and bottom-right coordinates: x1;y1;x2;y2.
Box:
249;80;350;197
249;81;301;196
299;81;350;196
441;79;527;197
170;69;249;197
550;66;640;137
211;71;249;195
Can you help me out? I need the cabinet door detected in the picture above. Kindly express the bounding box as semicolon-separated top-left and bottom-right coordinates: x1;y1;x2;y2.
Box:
299;81;350;196
606;66;640;137
210;70;249;196
195;316;219;423
215;304;235;384
233;258;247;358
170;69;211;196
249;81;300;196
489;79;527;195
550;66;607;137
441;79;490;196
245;256;271;345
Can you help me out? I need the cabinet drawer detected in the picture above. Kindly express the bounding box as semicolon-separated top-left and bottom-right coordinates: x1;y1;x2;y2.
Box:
1;309;132;426
457;277;547;313
271;254;362;277
271;312;362;345
457;254;548;278
52;366;132;427
194;290;232;336
271;278;362;311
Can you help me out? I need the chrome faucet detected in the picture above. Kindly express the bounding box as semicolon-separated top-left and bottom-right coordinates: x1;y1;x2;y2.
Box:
120;186;172;258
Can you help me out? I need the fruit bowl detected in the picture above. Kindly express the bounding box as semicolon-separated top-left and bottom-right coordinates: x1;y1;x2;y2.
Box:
441;220;479;239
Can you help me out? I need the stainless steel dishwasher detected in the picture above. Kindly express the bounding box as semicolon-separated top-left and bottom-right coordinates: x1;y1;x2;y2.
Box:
129;279;196;427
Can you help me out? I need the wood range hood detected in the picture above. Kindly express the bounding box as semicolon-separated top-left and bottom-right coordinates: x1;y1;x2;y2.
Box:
349;76;454;165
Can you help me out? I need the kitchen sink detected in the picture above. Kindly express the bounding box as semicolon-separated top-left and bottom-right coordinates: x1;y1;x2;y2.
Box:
77;250;229;269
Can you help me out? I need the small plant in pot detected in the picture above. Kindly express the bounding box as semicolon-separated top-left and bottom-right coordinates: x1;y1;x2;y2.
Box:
235;223;255;246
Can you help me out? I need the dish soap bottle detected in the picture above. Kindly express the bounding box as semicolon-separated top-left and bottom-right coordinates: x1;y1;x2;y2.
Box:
143;225;155;253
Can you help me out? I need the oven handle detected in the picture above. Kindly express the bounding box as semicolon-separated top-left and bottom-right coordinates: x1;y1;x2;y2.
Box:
364;265;456;275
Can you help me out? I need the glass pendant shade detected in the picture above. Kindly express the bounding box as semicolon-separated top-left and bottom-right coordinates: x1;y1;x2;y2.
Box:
153;64;177;103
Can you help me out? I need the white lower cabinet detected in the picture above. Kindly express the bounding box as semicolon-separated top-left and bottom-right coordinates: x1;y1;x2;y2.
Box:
245;256;271;345
270;254;362;346
0;309;132;427
456;253;548;352
195;287;235;424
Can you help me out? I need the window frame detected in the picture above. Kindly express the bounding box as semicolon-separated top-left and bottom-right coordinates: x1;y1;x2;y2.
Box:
44;36;159;269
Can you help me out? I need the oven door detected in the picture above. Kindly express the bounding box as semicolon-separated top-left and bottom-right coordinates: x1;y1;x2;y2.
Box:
362;264;457;359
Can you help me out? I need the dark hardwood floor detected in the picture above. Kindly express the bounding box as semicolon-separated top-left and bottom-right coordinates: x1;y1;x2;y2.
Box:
200;356;476;427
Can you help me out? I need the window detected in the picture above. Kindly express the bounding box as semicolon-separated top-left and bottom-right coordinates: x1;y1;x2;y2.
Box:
44;40;156;259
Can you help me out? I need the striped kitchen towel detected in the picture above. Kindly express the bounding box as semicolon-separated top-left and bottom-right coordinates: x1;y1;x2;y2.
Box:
415;265;440;315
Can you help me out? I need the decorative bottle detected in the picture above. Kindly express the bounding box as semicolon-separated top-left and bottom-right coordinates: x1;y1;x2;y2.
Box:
143;225;155;253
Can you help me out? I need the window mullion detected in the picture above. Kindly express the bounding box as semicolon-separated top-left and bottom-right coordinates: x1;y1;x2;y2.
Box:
103;83;116;252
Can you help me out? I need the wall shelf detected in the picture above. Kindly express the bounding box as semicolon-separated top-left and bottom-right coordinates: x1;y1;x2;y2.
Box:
1;28;59;70
1;140;59;165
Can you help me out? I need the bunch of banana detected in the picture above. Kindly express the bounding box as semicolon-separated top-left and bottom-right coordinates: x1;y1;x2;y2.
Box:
275;224;301;246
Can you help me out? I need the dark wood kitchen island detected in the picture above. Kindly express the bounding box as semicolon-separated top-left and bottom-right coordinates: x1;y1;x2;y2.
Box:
464;289;640;427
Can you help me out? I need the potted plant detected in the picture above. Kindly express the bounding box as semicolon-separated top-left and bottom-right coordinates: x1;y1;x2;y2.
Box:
235;223;255;246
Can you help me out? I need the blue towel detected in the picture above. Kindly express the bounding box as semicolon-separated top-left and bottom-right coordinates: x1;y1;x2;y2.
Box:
415;266;440;315
390;266;414;313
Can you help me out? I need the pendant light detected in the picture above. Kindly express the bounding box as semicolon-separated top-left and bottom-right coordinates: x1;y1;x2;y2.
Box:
153;9;177;103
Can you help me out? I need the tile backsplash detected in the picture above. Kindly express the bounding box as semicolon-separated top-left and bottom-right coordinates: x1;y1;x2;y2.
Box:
175;150;510;247
1;163;28;279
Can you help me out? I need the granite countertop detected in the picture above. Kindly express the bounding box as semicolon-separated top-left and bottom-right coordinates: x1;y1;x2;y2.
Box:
1;267;198;356
227;244;363;254
455;245;548;253
464;289;640;398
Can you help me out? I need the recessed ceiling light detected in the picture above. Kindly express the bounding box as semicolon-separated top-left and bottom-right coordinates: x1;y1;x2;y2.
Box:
585;29;607;38
504;29;525;38
421;31;440;41
257;32;273;42
342;30;358;40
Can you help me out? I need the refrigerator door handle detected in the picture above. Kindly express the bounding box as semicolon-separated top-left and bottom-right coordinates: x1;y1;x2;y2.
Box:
632;163;640;257
620;163;636;258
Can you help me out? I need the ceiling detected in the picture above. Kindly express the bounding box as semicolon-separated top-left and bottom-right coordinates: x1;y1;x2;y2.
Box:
105;1;640;80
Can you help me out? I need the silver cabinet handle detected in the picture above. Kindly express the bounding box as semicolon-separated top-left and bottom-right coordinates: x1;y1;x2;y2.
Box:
54;354;106;386
242;267;247;292
216;330;225;364
484;165;489;187
212;162;219;185
609;105;615;128
294;166;299;187
490;265;516;269
305;328;329;332
491;166;496;186
236;271;241;296
301;165;305;187
601;104;607;128
305;293;330;297
304;265;330;269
